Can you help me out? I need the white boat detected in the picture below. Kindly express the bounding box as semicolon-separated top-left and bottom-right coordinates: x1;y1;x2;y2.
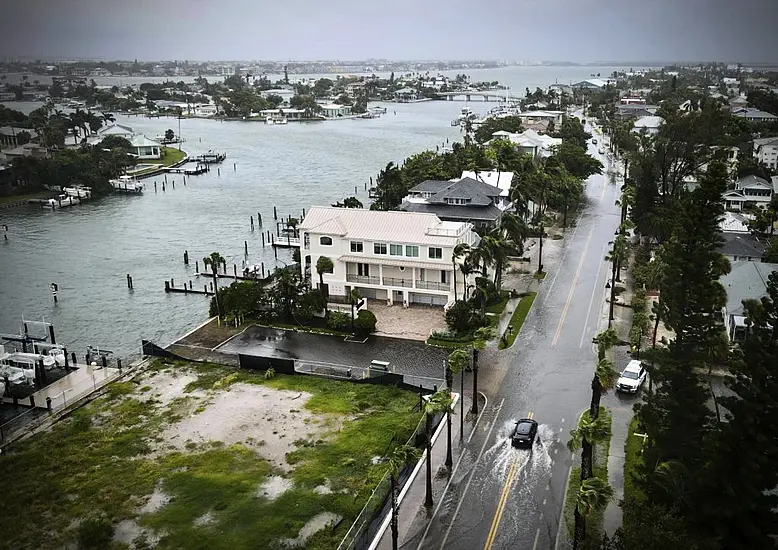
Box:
0;362;33;386
62;186;92;199
451;107;479;127
3;353;41;382
110;175;144;194
40;194;80;209
370;106;387;115
265;113;288;125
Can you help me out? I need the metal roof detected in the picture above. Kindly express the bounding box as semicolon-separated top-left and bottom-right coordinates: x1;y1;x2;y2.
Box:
721;262;778;316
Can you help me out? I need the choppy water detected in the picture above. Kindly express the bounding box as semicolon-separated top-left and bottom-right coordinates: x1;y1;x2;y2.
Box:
0;66;625;360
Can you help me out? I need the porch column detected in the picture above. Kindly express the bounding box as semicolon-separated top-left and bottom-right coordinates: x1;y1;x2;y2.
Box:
379;264;384;286
412;267;416;289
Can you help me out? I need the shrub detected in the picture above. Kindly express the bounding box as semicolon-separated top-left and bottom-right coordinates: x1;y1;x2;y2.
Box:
327;311;351;331
354;309;377;335
445;300;473;333
264;367;275;380
77;519;114;549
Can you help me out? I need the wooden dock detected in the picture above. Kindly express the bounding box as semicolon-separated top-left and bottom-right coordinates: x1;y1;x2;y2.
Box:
167;165;209;176
270;234;301;248
198;272;272;283
164;280;214;295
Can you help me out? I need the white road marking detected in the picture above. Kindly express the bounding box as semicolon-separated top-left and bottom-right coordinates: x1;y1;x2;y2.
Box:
532;528;542;550
580;242;610;348
554;462;575;550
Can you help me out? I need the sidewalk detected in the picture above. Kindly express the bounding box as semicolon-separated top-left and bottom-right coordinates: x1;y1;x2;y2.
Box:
372;393;482;550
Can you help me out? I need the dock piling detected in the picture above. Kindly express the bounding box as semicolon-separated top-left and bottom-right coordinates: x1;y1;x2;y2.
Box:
233;264;237;277
164;174;168;184
165;281;171;292
117;359;122;373
170;278;174;288
355;186;358;194
234;163;236;171
218;168;220;176
273;206;277;220
127;274;133;289
172;180;175;189
71;352;77;365
262;233;265;247
46;396;52;412
189;280;193;289
251;216;254;230
274;247;278;259
258;213;262;226
261;263;265;278
154;181;157;192
244;240;248;255
195;260;199;272
184;250;189;265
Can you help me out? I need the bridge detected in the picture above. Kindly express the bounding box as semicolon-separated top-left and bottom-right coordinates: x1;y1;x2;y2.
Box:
436;89;523;102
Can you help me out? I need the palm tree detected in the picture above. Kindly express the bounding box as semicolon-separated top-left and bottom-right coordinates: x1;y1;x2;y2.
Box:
472;277;490;319
423;390;448;507
488;233;514;291
605;232;630;326
101;112;116;126
458;260;476;301
315;256;334;317
467;239;494;277
568;413;610;482
452;243;471;303
589;357;617;421
448;349;470;442
471;327;493;414
432;389;456;471
388;445;421;550
499;212;528;257
203;252;226;318
572;477;614;549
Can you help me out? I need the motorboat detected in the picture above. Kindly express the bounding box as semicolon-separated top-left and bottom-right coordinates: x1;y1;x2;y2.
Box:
0;363;33;386
110;175;144;194
265;113;288;125
370;106;387;115
62;186;92;199
2;353;39;383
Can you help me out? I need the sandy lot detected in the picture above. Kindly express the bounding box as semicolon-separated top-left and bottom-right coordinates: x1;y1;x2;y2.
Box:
146;370;326;472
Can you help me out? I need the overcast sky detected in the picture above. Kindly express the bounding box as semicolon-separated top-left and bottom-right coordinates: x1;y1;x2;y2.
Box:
2;0;777;63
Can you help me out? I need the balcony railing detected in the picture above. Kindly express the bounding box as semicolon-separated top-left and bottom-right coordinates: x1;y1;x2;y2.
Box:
346;274;380;285
415;280;451;291
382;277;413;288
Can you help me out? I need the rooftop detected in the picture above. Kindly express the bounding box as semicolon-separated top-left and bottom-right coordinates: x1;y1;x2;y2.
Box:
718;232;767;259
300;206;472;245
721;262;778;316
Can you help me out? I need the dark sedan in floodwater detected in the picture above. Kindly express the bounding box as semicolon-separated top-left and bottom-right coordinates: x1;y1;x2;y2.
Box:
511;418;538;448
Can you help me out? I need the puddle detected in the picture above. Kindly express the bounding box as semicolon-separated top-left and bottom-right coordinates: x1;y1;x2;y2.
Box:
113;519;160;547
194;512;215;526
138;485;170;515
279;512;342;547
258;475;293;500
313;483;332;495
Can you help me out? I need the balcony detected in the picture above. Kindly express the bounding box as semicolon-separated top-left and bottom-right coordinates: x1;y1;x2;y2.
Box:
415;280;451;291
346;274;380;285
382;277;413;288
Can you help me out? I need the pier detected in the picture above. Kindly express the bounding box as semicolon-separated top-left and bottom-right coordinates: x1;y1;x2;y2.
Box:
437;89;522;102
191;151;227;164
167;164;210;175
164;280;214;295
270;234;301;248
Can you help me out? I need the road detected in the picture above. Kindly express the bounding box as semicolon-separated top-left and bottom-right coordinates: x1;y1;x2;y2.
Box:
411;131;623;550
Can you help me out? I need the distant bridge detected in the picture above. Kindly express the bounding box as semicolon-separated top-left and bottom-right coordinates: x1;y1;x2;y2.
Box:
436;89;523;102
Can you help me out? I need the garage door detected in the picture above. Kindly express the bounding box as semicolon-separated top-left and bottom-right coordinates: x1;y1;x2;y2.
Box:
409;292;447;306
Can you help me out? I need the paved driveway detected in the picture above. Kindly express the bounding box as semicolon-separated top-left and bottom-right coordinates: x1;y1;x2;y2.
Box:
215;325;449;380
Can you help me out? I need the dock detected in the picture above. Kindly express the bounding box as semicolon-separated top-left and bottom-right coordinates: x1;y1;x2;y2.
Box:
167;164;210;175
191;151;227;164
197;272;272;283
164;280;214;295
271;234;301;248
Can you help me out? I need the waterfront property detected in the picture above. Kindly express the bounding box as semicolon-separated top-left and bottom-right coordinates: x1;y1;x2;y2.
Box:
401;176;510;229
753;136;778;171
0;126;39;149
722;174;775;211
88;123;162;159
320;103;352;118
491;128;561;158
299;207;479;308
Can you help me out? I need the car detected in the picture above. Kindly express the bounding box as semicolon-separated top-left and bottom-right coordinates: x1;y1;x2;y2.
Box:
592;138;598;145
598;147;605;155
511;418;538;448
617;360;647;393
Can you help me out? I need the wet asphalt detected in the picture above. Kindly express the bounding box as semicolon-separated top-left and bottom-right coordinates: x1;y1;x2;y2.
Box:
411;140;624;550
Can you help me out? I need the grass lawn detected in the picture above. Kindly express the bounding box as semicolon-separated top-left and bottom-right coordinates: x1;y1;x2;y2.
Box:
564;408;613;547
533;271;547;280
0;190;51;206
0;360;421;550
160;146;186;166
486;290;511;314
623;416;646;506
426;336;471;348
498;291;537;350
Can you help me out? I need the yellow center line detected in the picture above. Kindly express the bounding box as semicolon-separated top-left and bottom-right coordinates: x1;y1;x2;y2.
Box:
483;412;533;550
552;226;595;346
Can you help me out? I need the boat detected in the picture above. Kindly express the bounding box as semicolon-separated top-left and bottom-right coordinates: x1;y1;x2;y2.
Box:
0;365;27;387
451;107;479;128
62;186;92;199
370;106;387;115
0;354;36;384
265;113;288;125
193;150;227;164
33;194;81;209
110;175;144;194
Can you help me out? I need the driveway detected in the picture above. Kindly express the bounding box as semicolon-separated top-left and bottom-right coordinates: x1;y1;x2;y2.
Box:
369;302;449;341
215;325;449;381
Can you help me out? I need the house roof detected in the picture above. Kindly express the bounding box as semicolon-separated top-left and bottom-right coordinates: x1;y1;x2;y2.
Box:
98;123;134;136
408;180;452;194
719;211;753;234
461;170;514;197
633;116;664;130
572;79;607;88
721;262;778;316
517;110;563;119
300;206;472;246
394;87;416;94
733;108;778;120
718;232;767;259
753;136;778;148
426;177;501;206
0;126;38;139
735;174;772;189
130;135;160;148
339;254;450;271
400;201;503;222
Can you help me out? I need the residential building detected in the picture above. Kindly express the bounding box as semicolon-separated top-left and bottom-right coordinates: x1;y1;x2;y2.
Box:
394;87;420;102
319;104;352;118
616;104;659;120
401;177;507;229
753;136;778;170
718;232;767;262
549;83;572;96
193;104;219;117
719;211;753;234
632;115;664;135
723;174;774;211
0;92;16;102
94;123;134;140
299;206;480;308
515;110;564;129
729;96;749;111
571;79;608;90
732;108;778;122
491;128;561;158
1;143;49;162
0;127;39;149
721;262;778;340
345;81;366;97
129;135;162;160
259;108;306;121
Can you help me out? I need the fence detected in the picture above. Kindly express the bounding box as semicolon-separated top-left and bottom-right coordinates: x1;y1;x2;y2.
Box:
337;408;443;550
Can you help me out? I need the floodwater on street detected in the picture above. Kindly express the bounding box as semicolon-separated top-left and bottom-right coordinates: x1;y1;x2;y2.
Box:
0;66;627;360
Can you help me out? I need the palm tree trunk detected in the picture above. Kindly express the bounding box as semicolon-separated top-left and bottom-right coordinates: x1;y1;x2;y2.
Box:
390;474;399;550
453;263;458;302
608;259;617;326
471;349;479;414
573;507;586;550
212;268;221;318
582;440;593;480
445;409;453;471
589;378;602;420
537;222;544;274
424;412;433;507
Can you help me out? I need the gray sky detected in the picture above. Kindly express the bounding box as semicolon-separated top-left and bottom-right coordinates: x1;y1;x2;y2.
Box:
2;0;777;63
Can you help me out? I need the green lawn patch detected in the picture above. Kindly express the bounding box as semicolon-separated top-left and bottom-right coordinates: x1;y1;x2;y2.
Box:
0;190;50;206
533;271;547;280
564;408;613;547
426;336;471;348
486;290;511;314
160;146;187;166
0;361;421;550
623;416;646;506
498;291;537;349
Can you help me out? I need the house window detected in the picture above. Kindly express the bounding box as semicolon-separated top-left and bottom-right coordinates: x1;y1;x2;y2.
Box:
390;244;403;256
441;270;447;284
358;263;370;276
350;241;363;253
446;197;469;205
406;245;419;257
374;243;387;255
320;236;333;246
428;247;443;259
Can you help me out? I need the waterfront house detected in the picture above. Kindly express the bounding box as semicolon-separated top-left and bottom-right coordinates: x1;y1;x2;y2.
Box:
96;123;134;140
753;136;778;171
259;108;306;121
718;232;767;263
2;143;49;162
129;135;162;160
394;87;420;102
720;262;778;341
516;110;564;130
729;96;749;111
299;206;479;308
491;129;561;159
319;104;352;118
732;108;778;122
571;79;608;90
723;174;774;211
193;104;219;117
400;177;507;229
0;127;39;149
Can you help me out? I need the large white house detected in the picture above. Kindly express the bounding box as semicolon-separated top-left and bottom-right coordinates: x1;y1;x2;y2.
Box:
299;207;479;308
491;128;561;158
722;174;774;211
753;136;778;170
